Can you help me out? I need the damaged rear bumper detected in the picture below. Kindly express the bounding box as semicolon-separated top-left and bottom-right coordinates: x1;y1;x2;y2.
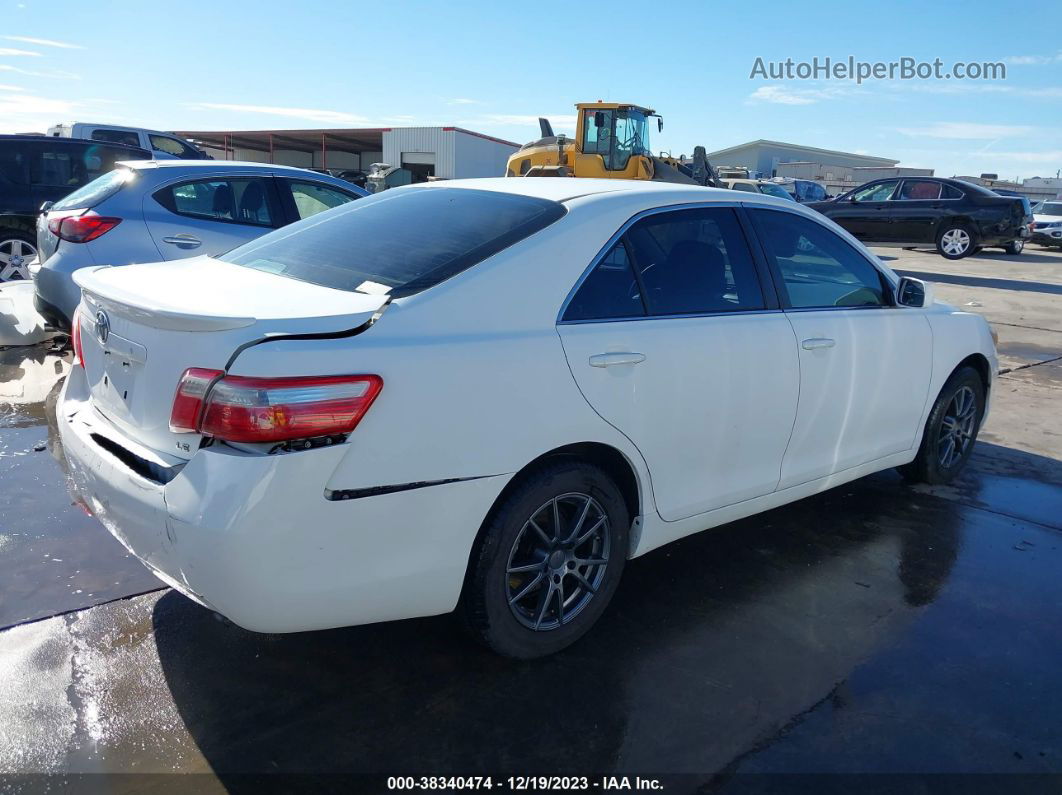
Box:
57;367;509;633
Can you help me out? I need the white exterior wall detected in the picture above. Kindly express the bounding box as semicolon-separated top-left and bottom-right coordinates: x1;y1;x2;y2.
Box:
453;130;518;179
383;128;455;178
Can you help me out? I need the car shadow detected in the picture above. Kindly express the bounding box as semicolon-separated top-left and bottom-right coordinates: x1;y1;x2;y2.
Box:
892;269;1062;295
153;467;971;785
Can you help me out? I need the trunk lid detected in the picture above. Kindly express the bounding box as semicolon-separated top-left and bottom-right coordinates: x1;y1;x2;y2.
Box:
73;256;388;459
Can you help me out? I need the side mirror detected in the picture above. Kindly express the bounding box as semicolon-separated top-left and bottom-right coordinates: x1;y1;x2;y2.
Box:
39;200;54;213
657;117;663;132
897;276;932;308
594;111;605;129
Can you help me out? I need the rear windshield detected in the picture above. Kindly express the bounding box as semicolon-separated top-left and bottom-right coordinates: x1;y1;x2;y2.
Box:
52;167;136;210
220;187;566;298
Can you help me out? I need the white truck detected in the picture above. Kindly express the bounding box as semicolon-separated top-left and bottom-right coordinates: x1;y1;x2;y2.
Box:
47;122;209;160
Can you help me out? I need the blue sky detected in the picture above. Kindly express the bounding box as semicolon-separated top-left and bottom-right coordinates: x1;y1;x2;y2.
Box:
2;0;1059;180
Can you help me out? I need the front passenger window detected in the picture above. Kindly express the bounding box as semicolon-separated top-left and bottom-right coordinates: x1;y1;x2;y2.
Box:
286;180;357;220
751;209;887;308
851;181;899;202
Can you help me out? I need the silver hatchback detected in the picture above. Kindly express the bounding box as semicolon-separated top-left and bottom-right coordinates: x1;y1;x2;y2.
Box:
33;160;367;328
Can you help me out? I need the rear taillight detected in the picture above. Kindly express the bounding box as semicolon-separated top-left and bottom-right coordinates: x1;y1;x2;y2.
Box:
72;313;85;368
169;370;383;443
48;213;121;243
169;368;224;433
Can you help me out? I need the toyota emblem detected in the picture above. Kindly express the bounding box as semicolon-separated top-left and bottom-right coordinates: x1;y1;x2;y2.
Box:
95;310;110;345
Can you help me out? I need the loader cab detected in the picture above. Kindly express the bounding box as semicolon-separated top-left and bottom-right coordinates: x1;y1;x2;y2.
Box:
577;104;658;173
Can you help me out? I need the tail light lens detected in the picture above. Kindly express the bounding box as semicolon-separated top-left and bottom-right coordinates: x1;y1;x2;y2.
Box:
169;370;383;443
48;213;121;243
72;312;85;368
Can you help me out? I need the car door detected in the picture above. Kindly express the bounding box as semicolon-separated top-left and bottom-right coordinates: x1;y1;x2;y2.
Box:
825;180;900;243
887;179;949;244
557;205;800;522
748;207;933;489
144;175;282;260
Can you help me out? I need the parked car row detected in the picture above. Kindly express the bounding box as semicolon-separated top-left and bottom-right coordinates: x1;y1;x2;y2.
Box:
55;176;996;657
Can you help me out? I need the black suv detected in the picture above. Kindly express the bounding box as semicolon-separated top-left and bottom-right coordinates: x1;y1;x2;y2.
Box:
805;177;1032;259
0;135;149;281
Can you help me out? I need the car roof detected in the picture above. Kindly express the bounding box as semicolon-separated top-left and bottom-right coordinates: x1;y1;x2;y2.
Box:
119;159;355;178
406;177;743;203
0;134;147;152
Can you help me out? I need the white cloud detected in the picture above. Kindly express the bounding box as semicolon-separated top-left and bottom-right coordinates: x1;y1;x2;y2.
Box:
1003;52;1062;65
0;64;81;79
746;84;860;106
0;47;41;56
0;84;25;91
448;97;482;105
0;91;81;133
474;113;576;127
2;35;84;49
895;122;1035;140
188;102;377;125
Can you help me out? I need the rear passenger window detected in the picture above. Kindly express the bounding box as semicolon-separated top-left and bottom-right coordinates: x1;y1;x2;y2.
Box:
155;178;274;226
91;129;141;148
751;209;887;308
941;184;963;199
625;207;765;315
149;134;198;159
898;180;942;200
563;242;645;321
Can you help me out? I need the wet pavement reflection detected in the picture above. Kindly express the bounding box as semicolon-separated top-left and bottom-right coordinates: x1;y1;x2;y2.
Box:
0;342;160;628
0;452;1059;784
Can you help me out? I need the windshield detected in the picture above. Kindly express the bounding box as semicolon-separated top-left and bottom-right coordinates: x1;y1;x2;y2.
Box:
221;187;566;299
581;107;650;171
1037;202;1062;216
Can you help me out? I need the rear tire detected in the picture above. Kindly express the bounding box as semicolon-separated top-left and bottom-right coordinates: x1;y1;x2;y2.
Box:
1004;239;1024;255
936;222;976;260
899;366;985;484
0;231;37;282
461;460;628;659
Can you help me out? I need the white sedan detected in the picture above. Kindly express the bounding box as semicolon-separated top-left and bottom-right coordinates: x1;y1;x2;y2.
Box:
58;178;996;658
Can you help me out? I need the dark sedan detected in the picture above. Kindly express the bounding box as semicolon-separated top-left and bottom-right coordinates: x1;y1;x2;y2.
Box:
805;177;1032;259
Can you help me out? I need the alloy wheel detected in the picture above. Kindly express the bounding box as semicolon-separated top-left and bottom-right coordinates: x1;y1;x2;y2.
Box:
505;492;610;631
0;238;38;282
937;385;977;469
940;228;971;257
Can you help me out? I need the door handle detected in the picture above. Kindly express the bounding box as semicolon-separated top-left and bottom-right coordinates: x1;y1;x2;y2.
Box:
161;234;202;248
589;352;646;368
801;338;836;350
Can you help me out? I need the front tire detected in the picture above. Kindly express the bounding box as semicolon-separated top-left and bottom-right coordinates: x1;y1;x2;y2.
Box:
899;366;985;484
461;460;629;658
936;222;976;260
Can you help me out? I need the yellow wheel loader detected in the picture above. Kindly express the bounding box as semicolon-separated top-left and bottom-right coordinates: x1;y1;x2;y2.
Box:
504;102;721;187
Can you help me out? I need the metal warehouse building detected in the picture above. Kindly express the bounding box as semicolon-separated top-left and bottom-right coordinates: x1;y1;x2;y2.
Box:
174;126;520;182
706;139;898;178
